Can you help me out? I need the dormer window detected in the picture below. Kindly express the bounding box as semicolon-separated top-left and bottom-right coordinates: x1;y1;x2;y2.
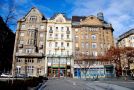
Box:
30;16;37;23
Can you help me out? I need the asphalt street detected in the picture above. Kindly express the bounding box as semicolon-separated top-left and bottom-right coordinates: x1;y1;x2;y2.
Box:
39;78;134;90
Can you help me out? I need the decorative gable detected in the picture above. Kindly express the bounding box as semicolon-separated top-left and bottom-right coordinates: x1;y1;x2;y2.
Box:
54;14;66;23
80;16;103;26
24;7;45;22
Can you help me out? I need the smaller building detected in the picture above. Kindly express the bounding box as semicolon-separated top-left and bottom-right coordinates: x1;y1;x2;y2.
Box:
117;29;134;47
117;29;134;76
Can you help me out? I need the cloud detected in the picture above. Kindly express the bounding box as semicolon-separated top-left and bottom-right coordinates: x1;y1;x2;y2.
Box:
67;0;134;37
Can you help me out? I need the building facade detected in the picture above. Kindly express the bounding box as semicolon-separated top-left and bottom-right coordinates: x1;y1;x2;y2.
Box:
12;7;47;77
117;29;134;76
72;12;114;78
117;29;134;47
46;14;73;77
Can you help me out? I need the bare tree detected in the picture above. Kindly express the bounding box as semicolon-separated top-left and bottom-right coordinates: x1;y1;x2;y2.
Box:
3;0;17;27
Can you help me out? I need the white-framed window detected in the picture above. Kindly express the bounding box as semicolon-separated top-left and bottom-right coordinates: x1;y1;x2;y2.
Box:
26;48;34;53
30;16;37;23
20;32;24;36
91;34;96;40
49;50;51;55
21;24;25;29
92;43;97;48
40;25;44;29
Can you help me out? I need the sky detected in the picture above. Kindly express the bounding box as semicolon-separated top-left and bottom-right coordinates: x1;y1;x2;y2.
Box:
0;0;134;38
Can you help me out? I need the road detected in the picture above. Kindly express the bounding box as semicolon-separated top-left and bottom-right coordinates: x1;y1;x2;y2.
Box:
39;78;134;90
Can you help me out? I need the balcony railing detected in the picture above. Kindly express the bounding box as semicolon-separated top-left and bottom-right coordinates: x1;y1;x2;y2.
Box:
64;38;72;42
60;46;65;50
47;37;53;41
15;52;44;57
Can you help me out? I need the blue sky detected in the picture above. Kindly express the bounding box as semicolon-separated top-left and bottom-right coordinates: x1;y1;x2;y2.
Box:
0;0;134;38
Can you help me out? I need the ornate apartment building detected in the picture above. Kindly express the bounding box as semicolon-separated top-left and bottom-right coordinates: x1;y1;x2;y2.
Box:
72;12;114;78
46;14;73;77
12;7;47;77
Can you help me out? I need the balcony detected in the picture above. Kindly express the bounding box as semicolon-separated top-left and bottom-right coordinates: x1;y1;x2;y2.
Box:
55;47;59;50
65;38;72;42
15;53;44;57
47;37;53;41
18;44;23;48
61;46;65;50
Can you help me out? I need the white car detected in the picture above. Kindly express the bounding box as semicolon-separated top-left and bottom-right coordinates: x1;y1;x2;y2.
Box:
1;73;12;77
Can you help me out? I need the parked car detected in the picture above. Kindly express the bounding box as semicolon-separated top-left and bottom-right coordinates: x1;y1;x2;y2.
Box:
0;73;12;77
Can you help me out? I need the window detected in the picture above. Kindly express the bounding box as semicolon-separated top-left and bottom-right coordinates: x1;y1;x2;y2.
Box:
67;35;69;39
61;34;64;39
49;34;52;38
56;27;58;31
26;49;34;53
67;27;69;31
21;24;25;29
67;51;69;55
86;43;89;48
20;32;24;36
30;16;37;23
55;34;58;39
91;34;96;40
50;27;52;30
61;42;64;47
81;42;84;48
67;43;69;47
37;68;42;74
61;27;64;31
55;42;58;47
92;43;97;48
